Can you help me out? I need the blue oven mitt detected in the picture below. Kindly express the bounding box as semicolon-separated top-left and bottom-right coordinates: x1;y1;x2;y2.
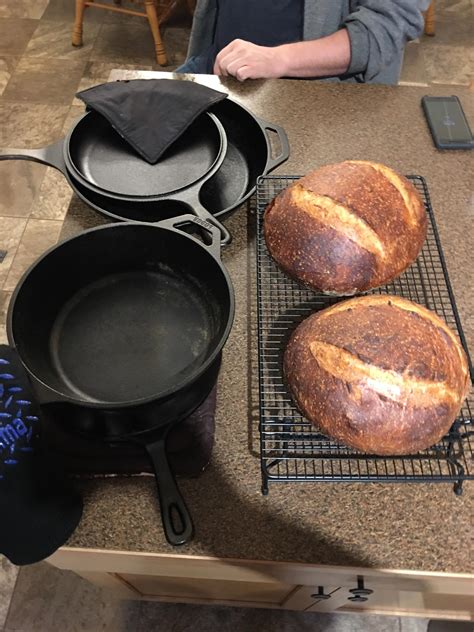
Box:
0;345;83;565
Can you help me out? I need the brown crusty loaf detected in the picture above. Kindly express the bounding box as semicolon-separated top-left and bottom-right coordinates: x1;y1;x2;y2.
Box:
284;295;470;455
264;161;427;295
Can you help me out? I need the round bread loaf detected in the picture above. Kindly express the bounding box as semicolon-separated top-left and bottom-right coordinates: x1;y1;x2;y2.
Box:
284;295;470;455
264;161;427;295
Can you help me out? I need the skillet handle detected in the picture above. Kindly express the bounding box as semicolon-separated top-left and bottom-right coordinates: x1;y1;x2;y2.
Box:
156;213;224;260
256;118;290;173
145;434;194;546
0;140;66;173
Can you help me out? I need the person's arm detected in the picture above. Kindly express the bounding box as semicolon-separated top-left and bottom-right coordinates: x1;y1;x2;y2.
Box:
339;0;430;81
214;0;430;82
213;29;351;80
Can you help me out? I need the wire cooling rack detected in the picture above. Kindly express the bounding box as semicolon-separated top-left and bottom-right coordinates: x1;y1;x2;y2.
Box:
256;175;473;495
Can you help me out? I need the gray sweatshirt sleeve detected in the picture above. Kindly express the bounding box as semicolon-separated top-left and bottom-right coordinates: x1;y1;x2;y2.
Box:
344;0;431;81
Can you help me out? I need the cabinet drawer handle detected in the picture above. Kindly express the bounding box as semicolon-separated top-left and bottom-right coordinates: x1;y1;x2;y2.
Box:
348;576;373;602
311;586;331;600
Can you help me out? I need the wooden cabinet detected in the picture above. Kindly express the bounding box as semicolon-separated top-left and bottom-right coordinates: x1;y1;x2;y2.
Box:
47;548;474;620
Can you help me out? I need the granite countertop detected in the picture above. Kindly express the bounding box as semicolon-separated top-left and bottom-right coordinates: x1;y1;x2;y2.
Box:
59;73;473;574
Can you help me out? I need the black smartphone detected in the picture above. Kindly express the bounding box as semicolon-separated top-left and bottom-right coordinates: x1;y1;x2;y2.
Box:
421;95;473;150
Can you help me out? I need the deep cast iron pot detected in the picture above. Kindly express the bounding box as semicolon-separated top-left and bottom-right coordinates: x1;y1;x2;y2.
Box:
7;215;235;546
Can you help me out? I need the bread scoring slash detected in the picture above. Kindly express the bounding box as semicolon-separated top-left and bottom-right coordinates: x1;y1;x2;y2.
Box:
284;295;470;455
264;161;427;295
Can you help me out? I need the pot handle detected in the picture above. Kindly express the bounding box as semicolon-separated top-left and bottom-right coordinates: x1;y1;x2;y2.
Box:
192;199;232;246
156;213;224;260
145;434;194;546
166;190;232;247
0;139;66;173
256;117;290;174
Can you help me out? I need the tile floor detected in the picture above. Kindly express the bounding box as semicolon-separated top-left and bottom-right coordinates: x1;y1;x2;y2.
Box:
0;0;472;629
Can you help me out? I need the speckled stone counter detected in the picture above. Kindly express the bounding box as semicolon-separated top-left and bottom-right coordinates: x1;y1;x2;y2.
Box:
59;74;473;574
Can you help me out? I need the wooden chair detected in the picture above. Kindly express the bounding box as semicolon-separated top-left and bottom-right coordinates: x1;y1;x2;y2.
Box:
424;1;435;36
72;0;196;66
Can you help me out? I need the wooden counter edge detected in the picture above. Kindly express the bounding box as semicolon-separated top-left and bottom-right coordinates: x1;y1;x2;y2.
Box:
47;546;473;586
46;546;474;620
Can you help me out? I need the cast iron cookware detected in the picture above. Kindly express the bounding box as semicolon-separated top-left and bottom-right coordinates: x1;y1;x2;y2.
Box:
0;99;289;226
0;111;231;244
75;99;290;221
65;110;225;200
7;215;235;546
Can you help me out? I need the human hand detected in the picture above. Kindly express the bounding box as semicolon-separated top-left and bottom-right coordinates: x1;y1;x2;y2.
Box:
213;39;288;80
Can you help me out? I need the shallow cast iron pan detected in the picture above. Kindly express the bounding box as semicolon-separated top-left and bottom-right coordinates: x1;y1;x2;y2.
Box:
65;110;226;201
2;110;226;202
0;110;232;243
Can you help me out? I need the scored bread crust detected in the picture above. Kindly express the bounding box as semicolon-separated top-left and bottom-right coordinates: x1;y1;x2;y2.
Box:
264;161;428;295
283;295;470;455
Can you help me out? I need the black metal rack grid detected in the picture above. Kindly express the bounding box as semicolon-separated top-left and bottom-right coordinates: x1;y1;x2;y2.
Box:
256;175;473;495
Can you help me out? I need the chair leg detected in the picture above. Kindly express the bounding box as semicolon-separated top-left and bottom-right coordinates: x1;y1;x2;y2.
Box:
72;0;86;46
424;1;435;36
144;0;168;66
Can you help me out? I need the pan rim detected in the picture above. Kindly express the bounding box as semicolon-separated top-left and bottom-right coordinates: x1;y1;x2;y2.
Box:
64;111;228;202
7;221;235;410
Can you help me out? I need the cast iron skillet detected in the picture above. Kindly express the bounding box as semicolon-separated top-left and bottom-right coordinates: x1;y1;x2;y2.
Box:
0;99;289;226
0;112;232;244
65;110;225;201
7;216;235;546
